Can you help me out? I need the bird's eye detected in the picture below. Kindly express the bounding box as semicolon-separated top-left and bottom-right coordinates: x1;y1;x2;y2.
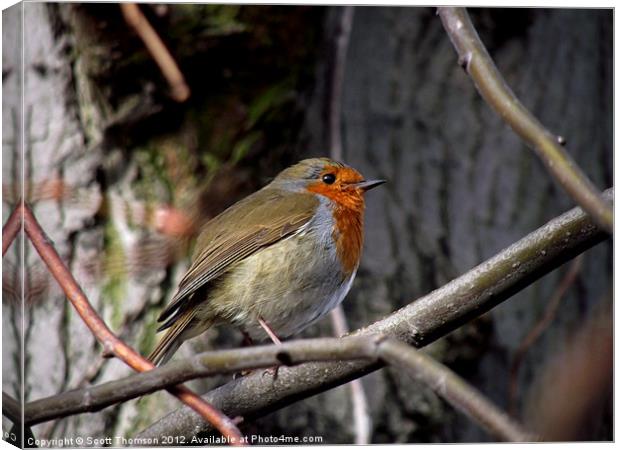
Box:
322;173;336;184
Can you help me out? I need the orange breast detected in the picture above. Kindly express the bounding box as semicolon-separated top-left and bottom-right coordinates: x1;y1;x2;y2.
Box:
331;204;364;276
305;165;366;276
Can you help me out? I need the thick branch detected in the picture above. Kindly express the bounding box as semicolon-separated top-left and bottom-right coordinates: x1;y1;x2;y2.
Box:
2;392;21;425
136;189;612;440
21;204;244;444
438;7;612;233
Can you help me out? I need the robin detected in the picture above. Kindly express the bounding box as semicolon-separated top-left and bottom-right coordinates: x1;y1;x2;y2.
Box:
148;157;385;365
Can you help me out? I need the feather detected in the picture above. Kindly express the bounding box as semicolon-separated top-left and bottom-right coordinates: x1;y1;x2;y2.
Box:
156;188;318;327
148;308;200;365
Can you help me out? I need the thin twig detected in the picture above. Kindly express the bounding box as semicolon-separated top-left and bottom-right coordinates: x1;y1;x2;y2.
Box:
326;6;355;161
378;340;536;441
120;3;190;102
438;8;612;233
3;202;22;256
508;255;583;416
330;306;371;444
524;298;612;440
20;204;244;445
329;306;349;338
135;189;612;440
349;372;371;443
40;287;160;436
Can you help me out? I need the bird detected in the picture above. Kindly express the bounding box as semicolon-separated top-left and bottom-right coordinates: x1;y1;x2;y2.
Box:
148;157;385;365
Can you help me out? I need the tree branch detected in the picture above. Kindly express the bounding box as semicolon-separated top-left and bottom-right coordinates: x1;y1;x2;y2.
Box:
437;7;612;233
2;392;21;426
326;5;355;160
508;255;583;415
330;304;371;444
20;203;244;444
377;340;536;442
2;201;22;256
24;335;535;441
120;3;190;102
24;336;379;425
135;189;612;440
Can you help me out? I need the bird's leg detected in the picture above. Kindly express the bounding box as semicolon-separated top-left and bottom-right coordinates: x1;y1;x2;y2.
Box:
258;316;282;379
258;316;282;345
241;330;254;347
233;331;256;379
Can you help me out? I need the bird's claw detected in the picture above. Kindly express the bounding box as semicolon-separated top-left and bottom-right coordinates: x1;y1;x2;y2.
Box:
262;365;280;379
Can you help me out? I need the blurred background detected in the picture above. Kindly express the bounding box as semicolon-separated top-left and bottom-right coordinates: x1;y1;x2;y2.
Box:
2;4;612;443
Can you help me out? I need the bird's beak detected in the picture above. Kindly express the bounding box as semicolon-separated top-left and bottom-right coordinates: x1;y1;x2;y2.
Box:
353;179;386;191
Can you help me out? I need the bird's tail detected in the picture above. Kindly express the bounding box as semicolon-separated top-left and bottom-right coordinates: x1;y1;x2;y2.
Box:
147;309;207;366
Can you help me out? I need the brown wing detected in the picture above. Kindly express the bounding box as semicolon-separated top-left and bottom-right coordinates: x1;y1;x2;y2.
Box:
157;188;318;329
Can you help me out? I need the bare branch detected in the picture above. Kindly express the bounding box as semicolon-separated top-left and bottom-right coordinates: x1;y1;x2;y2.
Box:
437;7;612;233
349;375;371;444
24;335;535;441
377;340;536;442
326;6;355;160
120;3;190;102
2;201;22;256
331;306;371;444
508;255;583;415
2;392;21;425
20;204;244;444
135;189;612;440
24;336;380;425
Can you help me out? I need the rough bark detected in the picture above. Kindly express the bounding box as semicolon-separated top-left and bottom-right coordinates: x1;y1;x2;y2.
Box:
3;2;107;442
2;4;24;445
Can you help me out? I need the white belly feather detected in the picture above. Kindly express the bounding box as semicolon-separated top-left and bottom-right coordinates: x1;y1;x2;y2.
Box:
205;199;358;340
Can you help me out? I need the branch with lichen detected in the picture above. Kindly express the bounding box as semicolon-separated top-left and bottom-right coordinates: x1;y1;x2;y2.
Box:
437;7;612;233
134;188;612;441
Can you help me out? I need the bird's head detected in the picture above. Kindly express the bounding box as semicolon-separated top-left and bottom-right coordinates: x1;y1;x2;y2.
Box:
272;157;385;210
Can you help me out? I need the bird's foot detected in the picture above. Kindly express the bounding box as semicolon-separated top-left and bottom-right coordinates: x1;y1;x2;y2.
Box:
262;365;280;379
